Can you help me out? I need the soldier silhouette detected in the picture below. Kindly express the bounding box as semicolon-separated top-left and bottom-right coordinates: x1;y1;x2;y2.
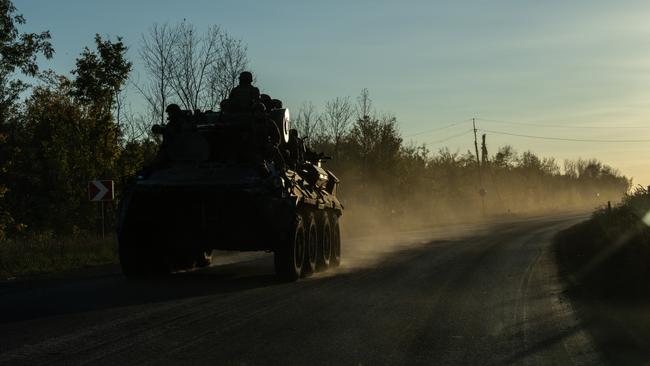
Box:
164;104;183;134
260;94;274;111
228;71;260;112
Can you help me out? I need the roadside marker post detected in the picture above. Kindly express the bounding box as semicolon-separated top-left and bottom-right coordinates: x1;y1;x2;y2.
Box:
88;180;114;239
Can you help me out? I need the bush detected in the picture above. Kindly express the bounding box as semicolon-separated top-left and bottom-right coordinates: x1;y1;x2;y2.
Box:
555;188;650;298
0;230;117;279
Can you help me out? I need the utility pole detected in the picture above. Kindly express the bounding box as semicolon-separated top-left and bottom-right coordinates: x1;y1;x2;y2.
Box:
473;118;480;168
481;134;488;166
473;118;486;216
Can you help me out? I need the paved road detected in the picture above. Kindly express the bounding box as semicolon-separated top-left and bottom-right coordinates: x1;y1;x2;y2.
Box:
0;214;605;365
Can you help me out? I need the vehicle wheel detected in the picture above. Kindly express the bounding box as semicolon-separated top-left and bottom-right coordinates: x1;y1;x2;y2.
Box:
317;213;332;270
119;226;151;277
302;212;318;276
331;214;341;267
121;225;172;277
170;251;194;271
148;242;172;276
274;214;305;281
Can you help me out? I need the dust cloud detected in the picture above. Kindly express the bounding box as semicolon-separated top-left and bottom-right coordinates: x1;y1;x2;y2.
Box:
334;178;625;272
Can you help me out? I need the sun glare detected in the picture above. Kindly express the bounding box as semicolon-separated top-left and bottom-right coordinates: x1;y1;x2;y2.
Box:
642;210;650;226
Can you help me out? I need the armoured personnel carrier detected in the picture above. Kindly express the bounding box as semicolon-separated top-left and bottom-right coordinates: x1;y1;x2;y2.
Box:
116;103;343;281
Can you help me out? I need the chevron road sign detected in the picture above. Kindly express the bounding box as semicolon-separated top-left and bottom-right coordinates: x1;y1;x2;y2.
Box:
88;180;114;202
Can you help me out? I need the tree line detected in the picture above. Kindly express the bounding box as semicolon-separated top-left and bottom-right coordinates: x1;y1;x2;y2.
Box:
0;0;630;242
0;2;252;240
292;89;630;228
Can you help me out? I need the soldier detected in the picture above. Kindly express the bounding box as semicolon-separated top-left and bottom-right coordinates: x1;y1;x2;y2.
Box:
219;98;232;113
144;104;184;173
285;129;304;168
164;104;183;135
252;111;285;171
260;94;274;111
228;71;260;112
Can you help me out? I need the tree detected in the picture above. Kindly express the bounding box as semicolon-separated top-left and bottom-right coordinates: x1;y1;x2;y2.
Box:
0;0;53;114
72;34;132;118
207;30;250;109
493;145;517;169
0;0;53;240
11;77;91;231
137;22;250;123
564;159;578;178
294;101;321;144
321;96;353;159
355;88;373;120
347;112;402;183
8;31;133;234
137;23;177;125
70;35;131;183
519;151;542;171
168;22;214;111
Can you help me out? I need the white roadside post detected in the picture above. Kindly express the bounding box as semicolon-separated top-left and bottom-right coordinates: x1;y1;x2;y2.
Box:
88;180;115;239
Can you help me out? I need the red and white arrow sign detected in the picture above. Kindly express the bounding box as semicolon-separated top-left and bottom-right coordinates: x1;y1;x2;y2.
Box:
88;180;114;202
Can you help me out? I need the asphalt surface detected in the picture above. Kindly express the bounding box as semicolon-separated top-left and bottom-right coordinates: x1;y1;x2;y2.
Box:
0;213;606;365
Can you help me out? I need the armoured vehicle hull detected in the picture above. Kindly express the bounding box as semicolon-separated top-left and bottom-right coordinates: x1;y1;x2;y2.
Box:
117;106;343;281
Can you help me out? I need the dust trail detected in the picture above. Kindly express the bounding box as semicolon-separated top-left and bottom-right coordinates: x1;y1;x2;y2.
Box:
336;215;490;272
335;202;592;273
329;146;626;270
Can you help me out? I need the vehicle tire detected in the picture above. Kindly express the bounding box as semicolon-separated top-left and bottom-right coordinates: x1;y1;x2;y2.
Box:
302;212;318;276
120;225;172;277
148;240;172;276
170;250;194;271
331;214;341;267
118;226;149;277
317;213;332;270
274;214;306;281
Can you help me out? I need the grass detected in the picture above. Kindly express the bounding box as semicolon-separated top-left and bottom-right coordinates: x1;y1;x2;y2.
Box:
555;188;650;297
0;231;118;280
554;188;650;363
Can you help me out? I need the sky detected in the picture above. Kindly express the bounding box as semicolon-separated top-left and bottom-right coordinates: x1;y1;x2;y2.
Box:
16;0;650;186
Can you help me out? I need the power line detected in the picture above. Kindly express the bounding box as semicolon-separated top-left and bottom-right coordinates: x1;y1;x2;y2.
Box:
479;128;650;143
426;129;474;144
404;116;650;145
476;117;650;129
404;119;471;138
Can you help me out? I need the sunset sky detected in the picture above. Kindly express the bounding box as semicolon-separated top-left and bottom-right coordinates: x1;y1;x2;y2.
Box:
18;0;650;185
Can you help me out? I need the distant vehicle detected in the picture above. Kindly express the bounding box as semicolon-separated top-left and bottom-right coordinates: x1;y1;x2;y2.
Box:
116;102;343;281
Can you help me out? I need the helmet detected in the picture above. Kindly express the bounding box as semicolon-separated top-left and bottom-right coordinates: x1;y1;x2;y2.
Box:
165;104;181;115
239;71;253;84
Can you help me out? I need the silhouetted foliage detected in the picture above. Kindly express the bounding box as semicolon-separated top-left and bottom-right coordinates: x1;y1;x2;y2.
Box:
306;89;629;228
556;186;650;298
0;0;53;112
294;101;321;144
0;0;53;240
321;96;354;160
136;21;249;129
72;35;131;112
1;30;138;239
0;9;631;251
